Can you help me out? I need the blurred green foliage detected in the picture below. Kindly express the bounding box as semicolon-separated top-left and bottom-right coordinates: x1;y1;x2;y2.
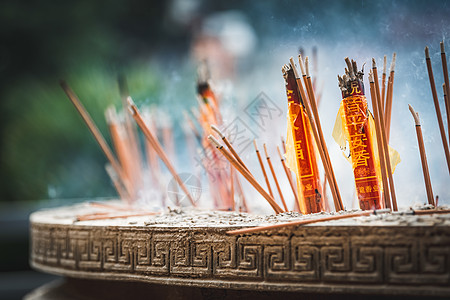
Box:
0;0;187;202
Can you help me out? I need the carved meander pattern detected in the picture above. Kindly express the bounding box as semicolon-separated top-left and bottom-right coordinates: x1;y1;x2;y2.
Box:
31;225;450;287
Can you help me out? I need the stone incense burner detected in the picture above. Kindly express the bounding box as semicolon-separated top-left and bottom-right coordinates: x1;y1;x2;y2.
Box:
28;202;450;299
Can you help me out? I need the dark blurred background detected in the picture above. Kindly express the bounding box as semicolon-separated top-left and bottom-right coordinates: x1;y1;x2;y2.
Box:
2;0;450;299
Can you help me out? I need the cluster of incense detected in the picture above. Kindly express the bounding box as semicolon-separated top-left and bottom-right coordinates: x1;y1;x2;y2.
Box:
334;57;400;211
407;42;450;207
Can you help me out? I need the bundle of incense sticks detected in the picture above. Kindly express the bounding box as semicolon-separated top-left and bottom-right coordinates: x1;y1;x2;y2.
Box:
334;58;400;211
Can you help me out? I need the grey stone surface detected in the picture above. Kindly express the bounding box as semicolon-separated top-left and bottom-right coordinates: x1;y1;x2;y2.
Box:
30;203;450;297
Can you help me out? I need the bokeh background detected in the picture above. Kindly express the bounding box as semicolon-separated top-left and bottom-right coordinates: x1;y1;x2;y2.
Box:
2;0;450;298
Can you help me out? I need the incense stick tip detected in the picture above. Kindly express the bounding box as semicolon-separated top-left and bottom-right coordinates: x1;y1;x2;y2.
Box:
305;56;310;77
389;53;397;73
208;135;222;148
441;41;445;53
210;124;224;138
408;104;420;126
298;54;306;76
368;69;374;82
263;143;269;156
371;58;376;68
425;46;430;58
289;57;300;78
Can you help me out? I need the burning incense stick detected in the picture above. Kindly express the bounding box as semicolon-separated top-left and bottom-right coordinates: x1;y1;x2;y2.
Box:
60;81;133;201
425;46;450;175
264;144;288;211
277;146;299;207
381;55;387;112
369;70;391;209
211;125;250;172
227;209;390;235
372;59;398;211
208;135;284;214
384;53;396;142
128;98;197;207
295;56;344;211
440;42;450;145
253;140;274;198
443;83;450;144
408;105;435;206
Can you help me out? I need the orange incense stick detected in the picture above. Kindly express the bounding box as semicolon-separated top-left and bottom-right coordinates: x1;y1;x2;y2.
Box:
384;53;396;142
440;42;450;144
211;125;250;172
253;140;274;198
277;146;299;207
372;59;397;211
369;70;392;209
443;84;450;144
296;56;343;211
425;46;450;175
128;99;197;206
408;105;435;206
208;136;284;214
381;55;387;112
264;144;288;211
77;211;160;221
60;81;133;200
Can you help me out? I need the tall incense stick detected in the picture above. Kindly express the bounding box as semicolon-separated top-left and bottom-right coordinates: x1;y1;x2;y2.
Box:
381;55;387;112
408;105;435;206
295;56;344;211
128;99;197;206
372;59;397;211
384;53;396;142
264;144;288;211
253;140;274;198
425;46;450;175
440;42;450;145
369;70;391;209
60;81;132;201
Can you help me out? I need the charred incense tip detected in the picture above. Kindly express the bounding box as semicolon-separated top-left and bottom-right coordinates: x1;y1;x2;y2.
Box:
389;53;397;73
344;57;355;79
383;55;387;74
210;124;225;139
408;104;421;126
425;46;430;59
305;56;310;77
441;41;445;53
289;57;300;78
371;58;377;69
208;135;222;148
298;54;306;76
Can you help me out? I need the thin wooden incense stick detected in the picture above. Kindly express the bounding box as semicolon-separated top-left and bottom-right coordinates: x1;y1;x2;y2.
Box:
253;140;274;198
264;144;288;211
211;125;250;172
208;136;283;213
443;83;450;144
128;98;197;206
294;56;342;211
372;59;397;211
408;105;435;206
60;81;133;200
381;55;387;112
296;56;344;211
277;146;299;207
425;46;450;175
384;53;396;142
77;211;160;221
227;209;390;235
368;70;391;209
440;42;450;144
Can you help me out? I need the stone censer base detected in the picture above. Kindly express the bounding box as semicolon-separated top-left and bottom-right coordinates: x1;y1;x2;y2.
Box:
29;202;450;298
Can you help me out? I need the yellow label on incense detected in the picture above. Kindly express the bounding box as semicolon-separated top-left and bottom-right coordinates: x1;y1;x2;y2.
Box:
283;66;323;214
332;96;401;210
